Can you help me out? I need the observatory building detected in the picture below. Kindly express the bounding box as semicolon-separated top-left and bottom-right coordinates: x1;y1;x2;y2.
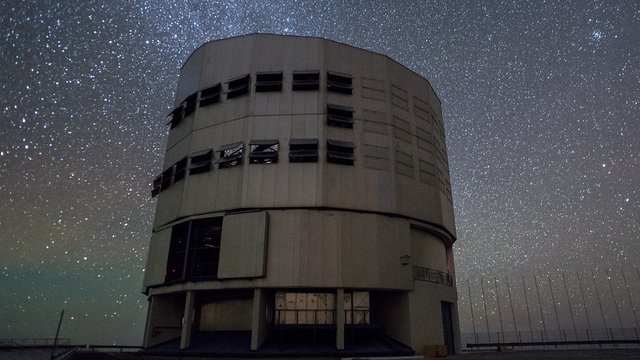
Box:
142;34;459;356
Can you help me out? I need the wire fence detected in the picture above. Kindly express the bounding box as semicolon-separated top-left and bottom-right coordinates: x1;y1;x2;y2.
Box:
459;266;640;350
0;338;71;347
464;327;639;343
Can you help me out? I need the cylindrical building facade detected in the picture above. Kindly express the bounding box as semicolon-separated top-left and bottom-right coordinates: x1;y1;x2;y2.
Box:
142;34;459;355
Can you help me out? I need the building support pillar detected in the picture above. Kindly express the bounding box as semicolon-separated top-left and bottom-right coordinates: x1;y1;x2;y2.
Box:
336;288;345;350
251;288;268;351
180;291;195;350
142;296;154;348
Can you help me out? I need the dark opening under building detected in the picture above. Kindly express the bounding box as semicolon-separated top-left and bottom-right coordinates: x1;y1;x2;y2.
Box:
142;33;460;356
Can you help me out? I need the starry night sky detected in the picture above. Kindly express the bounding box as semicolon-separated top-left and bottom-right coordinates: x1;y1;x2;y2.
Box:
1;1;638;345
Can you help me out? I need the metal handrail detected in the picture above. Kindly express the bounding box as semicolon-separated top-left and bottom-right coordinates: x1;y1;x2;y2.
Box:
413;266;453;286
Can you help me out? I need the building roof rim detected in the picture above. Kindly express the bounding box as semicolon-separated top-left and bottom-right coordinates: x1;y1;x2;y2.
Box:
180;33;442;106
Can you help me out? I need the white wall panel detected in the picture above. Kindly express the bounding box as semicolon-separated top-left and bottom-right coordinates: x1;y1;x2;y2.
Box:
218;211;268;279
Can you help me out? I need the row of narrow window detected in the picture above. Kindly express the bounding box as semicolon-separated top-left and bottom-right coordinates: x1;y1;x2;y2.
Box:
152;139;355;197
168;71;353;128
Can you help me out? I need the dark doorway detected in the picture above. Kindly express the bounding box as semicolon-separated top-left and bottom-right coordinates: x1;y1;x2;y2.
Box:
441;301;455;355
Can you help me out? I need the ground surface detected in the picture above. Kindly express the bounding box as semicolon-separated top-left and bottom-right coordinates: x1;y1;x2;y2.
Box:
3;348;640;360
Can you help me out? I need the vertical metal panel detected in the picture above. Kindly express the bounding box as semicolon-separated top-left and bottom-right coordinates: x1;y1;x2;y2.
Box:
217;211;268;279
143;228;172;287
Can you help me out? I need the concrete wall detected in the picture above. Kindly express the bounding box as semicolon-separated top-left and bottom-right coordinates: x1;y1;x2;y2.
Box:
370;291;412;346
198;298;252;331
152;34;455;240
264;210;413;290
408;281;460;354
144;293;184;348
410;227;447;272
145;209;416;291
251;288;274;350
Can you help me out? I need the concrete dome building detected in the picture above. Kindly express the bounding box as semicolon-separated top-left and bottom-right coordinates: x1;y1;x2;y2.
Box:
142;34;459;356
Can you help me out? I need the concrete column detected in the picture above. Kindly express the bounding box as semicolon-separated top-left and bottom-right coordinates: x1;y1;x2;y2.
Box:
142;296;154;348
251;288;262;351
180;291;195;350
336;288;345;350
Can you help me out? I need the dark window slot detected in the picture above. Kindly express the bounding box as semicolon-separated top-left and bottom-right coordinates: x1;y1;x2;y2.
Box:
165;222;189;283
289;149;319;162
189;149;213;175
289;138;319;163
151;175;162;197
218;142;243;169
167;105;184;129
249;140;279;164
200;84;221;107
327;104;354;128
227;74;250;99
184;93;197;118
327;71;353;94
293;71;320;91
160;167;173;190
174;157;188;182
256;72;283;92
327;151;355;164
327;139;355;165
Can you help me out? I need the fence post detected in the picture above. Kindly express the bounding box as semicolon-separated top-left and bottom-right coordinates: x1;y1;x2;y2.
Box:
621;268;640;338
534;275;547;341
467;279;478;343
577;272;593;341
522;276;534;342
480;278;491;343
494;277;505;342
592;271;608;336
606;268;623;333
547;275;563;341
506;277;519;342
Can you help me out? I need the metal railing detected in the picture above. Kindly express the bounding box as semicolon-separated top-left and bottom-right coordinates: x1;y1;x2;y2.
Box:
76;345;142;352
413;266;453;286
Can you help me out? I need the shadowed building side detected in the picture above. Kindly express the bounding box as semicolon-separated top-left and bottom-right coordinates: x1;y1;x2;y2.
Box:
142;33;460;356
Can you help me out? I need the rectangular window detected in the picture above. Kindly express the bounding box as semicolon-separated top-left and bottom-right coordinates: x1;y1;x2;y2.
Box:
184;93;197;118
188;218;222;278
151;175;162;197
289;138;318;163
255;72;283;92
160;167;173;190
327;71;353;94
226;74;250;99
168;105;184;129
174;157;188;182
327;104;354;128
189;149;213;175
199;83;221;107
327;139;355;165
165;218;223;283
217;142;243;169
165;222;189;282
249;139;279;164
292;71;320;91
